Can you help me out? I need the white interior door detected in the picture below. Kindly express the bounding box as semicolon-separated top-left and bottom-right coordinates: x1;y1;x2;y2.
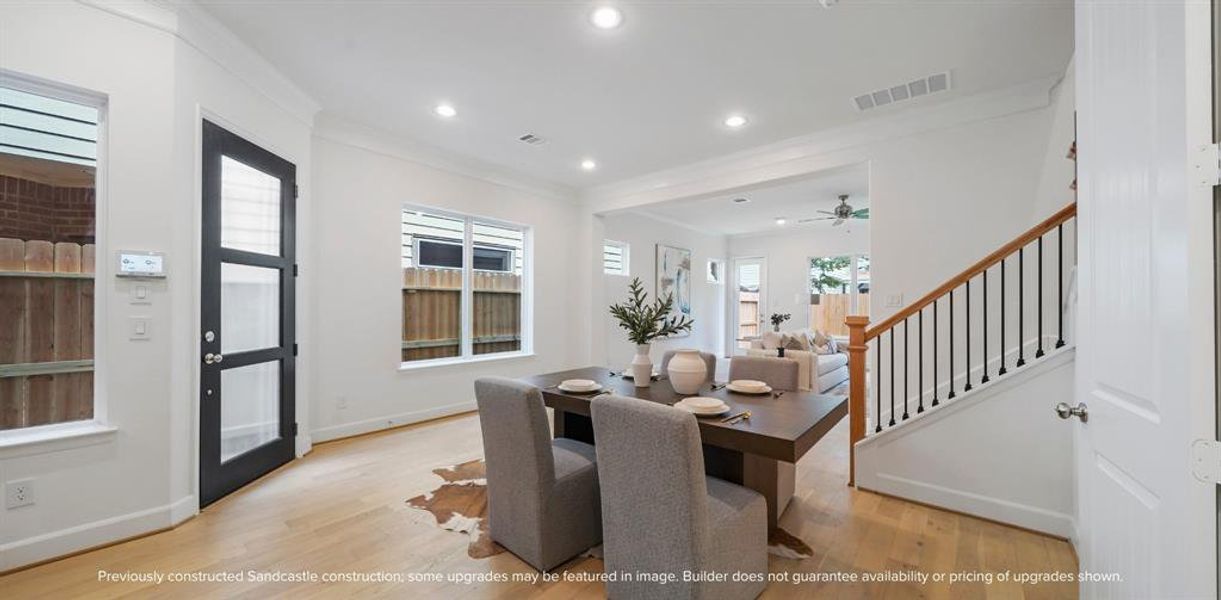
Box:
732;258;766;350
1074;1;1215;597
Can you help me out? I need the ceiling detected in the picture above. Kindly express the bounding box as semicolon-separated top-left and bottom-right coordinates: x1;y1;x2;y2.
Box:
632;163;869;236
197;0;1073;189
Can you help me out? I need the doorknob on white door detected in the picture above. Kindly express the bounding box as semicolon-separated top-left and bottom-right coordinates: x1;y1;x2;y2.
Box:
1055;402;1088;422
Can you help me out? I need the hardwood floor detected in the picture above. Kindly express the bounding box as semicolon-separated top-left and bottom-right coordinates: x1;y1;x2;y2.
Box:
1;413;1077;599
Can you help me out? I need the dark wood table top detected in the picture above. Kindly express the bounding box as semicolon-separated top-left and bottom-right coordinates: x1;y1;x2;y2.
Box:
522;367;848;463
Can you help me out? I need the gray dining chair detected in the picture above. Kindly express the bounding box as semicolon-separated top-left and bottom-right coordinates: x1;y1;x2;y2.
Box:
728;355;799;392
727;355;799;517
660;350;718;383
474;377;602;572
590;395;768;600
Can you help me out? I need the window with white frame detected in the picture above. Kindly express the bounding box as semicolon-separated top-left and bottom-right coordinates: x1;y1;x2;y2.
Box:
808;254;869;336
0;84;100;431
401;207;529;365
603;240;629;276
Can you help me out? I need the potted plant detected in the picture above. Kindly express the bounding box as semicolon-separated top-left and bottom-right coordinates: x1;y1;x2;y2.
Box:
608;277;694;387
770;312;792;332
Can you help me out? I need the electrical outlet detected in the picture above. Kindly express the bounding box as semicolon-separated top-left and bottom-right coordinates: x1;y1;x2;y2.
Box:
886;293;904;308
6;479;34;509
336;396;348;410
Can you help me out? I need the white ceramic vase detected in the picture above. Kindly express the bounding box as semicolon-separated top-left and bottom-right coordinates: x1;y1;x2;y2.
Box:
667;349;707;395
631;344;653;388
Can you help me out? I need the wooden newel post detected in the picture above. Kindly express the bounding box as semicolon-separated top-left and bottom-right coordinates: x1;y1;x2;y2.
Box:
845;315;870;487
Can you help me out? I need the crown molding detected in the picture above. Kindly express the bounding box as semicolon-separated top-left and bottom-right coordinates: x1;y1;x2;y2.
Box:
582;76;1061;212
76;0;321;125
313;113;577;202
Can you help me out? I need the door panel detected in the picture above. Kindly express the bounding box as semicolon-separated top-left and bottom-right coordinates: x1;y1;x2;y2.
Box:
1075;1;1215;597
201;120;296;507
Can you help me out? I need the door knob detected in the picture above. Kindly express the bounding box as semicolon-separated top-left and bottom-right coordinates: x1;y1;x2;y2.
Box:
204;352;224;365
1055;402;1088;423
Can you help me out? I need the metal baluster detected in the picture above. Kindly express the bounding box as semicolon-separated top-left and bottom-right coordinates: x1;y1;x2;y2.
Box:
981;267;990;384
918;308;925;413
964;279;973;392
875;340;882;433
1056;222;1066;348
948;289;956;400
999;258;1008;376
932;299;939;407
889;329;896;427
903;319;910;420
1036;235;1045;358
1017;247;1026;368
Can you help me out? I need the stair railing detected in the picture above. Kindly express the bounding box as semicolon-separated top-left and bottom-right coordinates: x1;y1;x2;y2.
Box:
846;202;1077;486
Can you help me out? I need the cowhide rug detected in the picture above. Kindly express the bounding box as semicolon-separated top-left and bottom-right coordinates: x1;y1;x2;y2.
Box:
406;459;814;560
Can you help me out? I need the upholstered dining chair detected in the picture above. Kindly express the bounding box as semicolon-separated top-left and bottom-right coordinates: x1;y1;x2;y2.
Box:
727;355;799;517
474;377;602;572
590;395;768;600
728;355;799;392
659;350;718;382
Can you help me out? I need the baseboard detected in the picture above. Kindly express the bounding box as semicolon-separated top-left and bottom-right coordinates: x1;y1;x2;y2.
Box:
310;401;476;443
860;473;1074;538
0;494;196;572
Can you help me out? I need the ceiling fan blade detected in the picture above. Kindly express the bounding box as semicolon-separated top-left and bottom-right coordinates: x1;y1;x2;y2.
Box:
817;210;837;216
852;208;870;219
833;218;845;226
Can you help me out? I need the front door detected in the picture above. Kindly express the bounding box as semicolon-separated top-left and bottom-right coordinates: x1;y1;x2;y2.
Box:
200;120;297;507
1074;1;1215;597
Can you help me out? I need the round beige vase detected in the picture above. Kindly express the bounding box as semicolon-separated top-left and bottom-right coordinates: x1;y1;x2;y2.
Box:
667;349;707;394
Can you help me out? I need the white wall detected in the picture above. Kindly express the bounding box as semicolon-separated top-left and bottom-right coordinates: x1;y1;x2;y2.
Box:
727;224;869;334
855;347;1076;537
598;213;728;369
309;117;586;442
0;1;316;570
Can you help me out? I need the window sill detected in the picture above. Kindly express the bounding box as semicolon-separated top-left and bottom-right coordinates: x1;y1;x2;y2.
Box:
0;420;118;459
399;351;536;372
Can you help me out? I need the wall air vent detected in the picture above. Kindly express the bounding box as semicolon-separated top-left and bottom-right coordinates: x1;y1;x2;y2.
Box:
518;133;548;146
853;71;952;112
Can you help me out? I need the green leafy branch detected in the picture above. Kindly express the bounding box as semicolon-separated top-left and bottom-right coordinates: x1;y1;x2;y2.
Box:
608;277;694;345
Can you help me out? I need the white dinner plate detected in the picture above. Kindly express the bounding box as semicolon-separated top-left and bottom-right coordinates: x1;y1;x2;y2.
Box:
682;396;726;410
559;382;603;393
675;399;730;416
726;382;773;395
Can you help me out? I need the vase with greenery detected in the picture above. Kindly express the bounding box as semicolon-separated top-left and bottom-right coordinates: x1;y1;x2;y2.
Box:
770;312;792;332
609;277;694;387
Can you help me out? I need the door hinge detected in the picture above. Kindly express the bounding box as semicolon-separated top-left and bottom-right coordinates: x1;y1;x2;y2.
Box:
1191;439;1221;483
293;183;299;199
1194;143;1220;187
293;264;299;277
293;342;298;356
292;422;299;436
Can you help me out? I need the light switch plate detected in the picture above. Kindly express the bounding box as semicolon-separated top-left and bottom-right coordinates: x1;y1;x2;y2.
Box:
130;284;151;305
130;317;151;340
886;294;904;308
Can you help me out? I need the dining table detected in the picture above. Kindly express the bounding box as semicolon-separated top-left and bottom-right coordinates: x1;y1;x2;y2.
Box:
523;367;848;531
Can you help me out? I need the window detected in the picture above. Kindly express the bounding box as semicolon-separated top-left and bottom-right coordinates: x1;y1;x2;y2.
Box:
401;207;529;365
808;254;869;336
707;259;724;284
0;85;100;431
603;240;629;276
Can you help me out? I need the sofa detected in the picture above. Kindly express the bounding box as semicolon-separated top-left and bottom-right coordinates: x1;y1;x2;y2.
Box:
746;329;849;394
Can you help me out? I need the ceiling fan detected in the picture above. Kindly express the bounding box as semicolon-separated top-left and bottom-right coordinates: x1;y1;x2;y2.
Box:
803;194;869;226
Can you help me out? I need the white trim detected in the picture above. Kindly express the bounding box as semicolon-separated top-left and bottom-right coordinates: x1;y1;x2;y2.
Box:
315;114;575;201
582;76;1059;211
861;474;1074;538
397;351;536;373
0;422;117;460
0;494;195;571
309;401;475;444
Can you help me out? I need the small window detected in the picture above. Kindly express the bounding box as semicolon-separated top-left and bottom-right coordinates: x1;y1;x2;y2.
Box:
603;240;629;276
707;259;724;284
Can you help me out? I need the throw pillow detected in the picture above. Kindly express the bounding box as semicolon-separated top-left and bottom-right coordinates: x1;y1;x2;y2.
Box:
812;329;829;347
826;336;838;353
784;334;809;351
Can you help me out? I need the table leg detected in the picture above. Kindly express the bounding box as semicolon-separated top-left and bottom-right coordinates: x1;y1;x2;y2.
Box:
553;409;595;445
702;446;794;532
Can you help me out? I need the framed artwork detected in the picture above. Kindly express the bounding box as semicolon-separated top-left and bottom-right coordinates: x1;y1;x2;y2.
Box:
656;244;692;336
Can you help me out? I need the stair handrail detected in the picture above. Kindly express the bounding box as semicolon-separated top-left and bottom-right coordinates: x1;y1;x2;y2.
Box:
845;201;1076;486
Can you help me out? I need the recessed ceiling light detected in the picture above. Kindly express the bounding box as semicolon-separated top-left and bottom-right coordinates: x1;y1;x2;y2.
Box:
581;159;598;171
775;217;787;226
434;104;457;118
590;6;623;29
724;114;748;129
731;197;750;204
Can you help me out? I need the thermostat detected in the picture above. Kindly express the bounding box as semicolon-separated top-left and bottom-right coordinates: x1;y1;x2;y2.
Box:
117;251;166;278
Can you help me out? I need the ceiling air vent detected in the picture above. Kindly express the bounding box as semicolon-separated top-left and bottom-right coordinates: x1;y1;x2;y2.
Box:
853;71;952;112
518;133;548;146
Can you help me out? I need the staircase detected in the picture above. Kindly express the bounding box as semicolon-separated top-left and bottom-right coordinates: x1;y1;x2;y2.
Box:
844;202;1078;535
